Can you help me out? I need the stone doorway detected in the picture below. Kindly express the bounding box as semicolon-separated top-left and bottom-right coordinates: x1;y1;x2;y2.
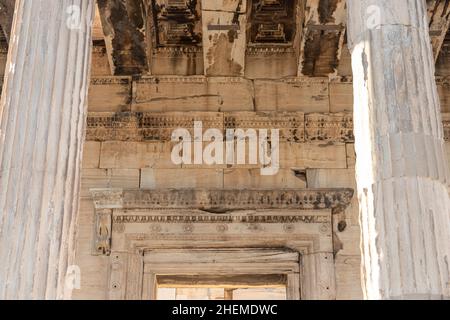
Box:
90;188;353;300
142;249;300;300
157;276;287;300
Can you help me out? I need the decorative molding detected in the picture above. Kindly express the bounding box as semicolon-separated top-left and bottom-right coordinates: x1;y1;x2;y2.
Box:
86;112;223;142
246;45;296;56
305;113;354;143
113;213;329;225
90;188;354;212
90;76;131;86
92;209;112;256
134;76;248;84
86;111;449;142
152;46;203;57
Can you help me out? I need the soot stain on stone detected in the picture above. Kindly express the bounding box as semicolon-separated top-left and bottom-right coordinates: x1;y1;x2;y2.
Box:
206;33;242;76
318;0;339;24
99;0;148;75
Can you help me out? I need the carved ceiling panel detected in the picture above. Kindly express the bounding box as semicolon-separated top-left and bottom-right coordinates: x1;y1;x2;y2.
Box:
151;0;202;47
248;0;298;45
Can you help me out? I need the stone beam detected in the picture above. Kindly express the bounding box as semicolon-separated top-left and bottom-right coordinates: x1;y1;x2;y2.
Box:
97;0;148;75
0;0;15;43
298;0;346;76
427;0;450;60
202;0;247;76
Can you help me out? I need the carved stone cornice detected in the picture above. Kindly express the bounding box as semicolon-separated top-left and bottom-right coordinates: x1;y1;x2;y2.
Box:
90;188;352;256
112;213;329;225
90;188;354;213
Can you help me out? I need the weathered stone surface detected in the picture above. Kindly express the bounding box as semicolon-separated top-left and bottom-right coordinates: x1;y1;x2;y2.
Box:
446;141;450;161
346;144;356;168
71;199;109;300
427;0;450;59
298;0;346;77
246;49;299;79
202;1;246;76
81;169;140;198
97;0;148;75
133;77;254;112
0;48;7;77
329;82;353;112
336;45;353;76
91;47;112;76
254;78;329;112
0;0;14;43
151;48;204;76
88;77;131;112
306;169;356;189
224;168;307;189
437;83;450;113
335;255;364;300
280;143;347;169
83;142;101;169
202;0;247;12
99;141;177;169
140;168;224;189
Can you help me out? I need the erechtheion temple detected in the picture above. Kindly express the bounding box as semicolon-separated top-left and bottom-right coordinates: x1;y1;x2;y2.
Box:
0;0;449;300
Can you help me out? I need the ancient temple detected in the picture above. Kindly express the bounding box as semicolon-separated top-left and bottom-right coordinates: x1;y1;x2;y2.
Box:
0;0;449;300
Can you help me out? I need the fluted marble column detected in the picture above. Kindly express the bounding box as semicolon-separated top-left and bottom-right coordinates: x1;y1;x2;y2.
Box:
347;0;450;299
0;0;94;299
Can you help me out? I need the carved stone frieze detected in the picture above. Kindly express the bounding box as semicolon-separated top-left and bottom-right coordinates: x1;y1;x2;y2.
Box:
305;113;354;143
225;112;305;142
86;111;331;143
85;110;450;142
91;188;354;212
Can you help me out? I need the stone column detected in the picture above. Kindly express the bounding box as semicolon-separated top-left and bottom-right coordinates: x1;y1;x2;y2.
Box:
0;0;94;299
347;0;450;299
